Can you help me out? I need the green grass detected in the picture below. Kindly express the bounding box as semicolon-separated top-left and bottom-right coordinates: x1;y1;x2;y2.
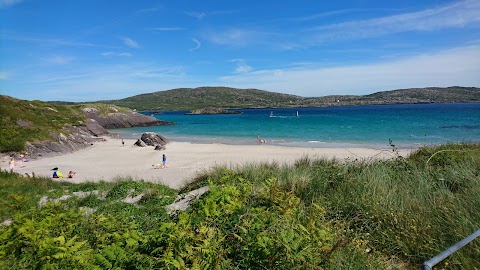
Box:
0;96;137;153
0;96;86;152
1;143;479;269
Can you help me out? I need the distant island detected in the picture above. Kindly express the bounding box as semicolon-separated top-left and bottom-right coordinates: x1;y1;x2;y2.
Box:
97;86;480;111
186;108;241;115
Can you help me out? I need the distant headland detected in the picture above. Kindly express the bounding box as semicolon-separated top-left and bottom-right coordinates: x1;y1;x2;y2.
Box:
90;86;480;111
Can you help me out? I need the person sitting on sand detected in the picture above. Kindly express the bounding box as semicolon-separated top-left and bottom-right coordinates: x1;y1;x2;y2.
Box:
52;167;64;178
68;171;75;178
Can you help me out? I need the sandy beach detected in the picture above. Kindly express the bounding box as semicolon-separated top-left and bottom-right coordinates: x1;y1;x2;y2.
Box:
6;138;412;190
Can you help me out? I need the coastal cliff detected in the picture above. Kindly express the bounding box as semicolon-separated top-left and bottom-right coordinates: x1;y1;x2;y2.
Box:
0;96;174;159
82;107;174;129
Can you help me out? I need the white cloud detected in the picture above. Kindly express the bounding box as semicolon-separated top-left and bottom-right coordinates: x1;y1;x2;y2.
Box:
185;11;206;20
0;0;22;8
309;0;480;43
151;27;185;31
189;38;201;51
101;51;132;57
121;37;140;48
43;55;74;65
205;28;267;47
231;59;252;73
219;45;480;96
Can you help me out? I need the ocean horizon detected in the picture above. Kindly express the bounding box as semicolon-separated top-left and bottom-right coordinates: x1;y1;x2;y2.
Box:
112;103;480;149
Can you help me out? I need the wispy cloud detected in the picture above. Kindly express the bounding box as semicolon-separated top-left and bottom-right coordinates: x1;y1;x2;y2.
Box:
136;7;161;15
0;0;23;8
219;45;480;96
4;63;190;101
43;55;75;65
5;34;117;49
0;71;9;80
231;59;252;73
204;28;268;47
120;37;140;48
189;38;201;51
101;52;132;57
185;11;206;20
150;27;185;31
308;0;480;43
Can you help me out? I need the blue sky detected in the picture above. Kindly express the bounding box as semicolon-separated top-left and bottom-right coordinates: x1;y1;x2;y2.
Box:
1;0;480;101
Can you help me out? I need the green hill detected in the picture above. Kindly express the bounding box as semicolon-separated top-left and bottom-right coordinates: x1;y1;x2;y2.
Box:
102;86;304;111
101;86;480;111
0;96;86;152
0;96;135;152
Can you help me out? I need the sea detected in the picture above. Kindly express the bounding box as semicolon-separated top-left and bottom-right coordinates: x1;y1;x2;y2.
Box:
112;103;480;149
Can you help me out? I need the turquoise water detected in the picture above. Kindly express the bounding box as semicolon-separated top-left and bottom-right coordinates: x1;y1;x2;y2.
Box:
113;103;480;148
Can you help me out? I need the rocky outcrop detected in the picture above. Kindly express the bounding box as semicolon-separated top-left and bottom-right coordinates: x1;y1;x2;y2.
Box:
22;107;173;159
140;132;169;146
134;132;169;149
82;108;174;129
25;123;106;159
187;108;241;115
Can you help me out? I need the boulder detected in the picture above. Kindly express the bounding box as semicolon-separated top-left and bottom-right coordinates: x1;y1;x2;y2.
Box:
154;145;165;151
140;132;169;146
134;139;147;147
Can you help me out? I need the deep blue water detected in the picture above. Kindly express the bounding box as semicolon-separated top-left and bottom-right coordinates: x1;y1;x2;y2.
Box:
113;103;480;148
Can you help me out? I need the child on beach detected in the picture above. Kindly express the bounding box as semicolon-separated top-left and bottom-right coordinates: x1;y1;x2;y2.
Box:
9;158;15;173
162;154;167;168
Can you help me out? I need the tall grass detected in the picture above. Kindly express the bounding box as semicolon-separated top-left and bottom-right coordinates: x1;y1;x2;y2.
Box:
183;143;480;268
1;144;479;269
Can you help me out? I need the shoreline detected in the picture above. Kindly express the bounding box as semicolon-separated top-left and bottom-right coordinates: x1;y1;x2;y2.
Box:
110;131;423;150
8;137;413;190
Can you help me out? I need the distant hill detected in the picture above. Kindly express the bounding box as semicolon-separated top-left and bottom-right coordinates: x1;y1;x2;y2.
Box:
100;86;480;111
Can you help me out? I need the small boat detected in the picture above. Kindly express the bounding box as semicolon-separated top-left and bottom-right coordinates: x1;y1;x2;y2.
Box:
270;111;274;117
296;111;299;117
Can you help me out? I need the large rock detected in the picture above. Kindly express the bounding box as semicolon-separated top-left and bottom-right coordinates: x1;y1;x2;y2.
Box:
25;124;106;159
85;119;109;136
140;132;169;146
134;139;147;147
82;108;174;129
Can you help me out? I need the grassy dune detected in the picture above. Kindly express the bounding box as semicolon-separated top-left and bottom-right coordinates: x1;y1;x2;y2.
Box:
1;144;479;269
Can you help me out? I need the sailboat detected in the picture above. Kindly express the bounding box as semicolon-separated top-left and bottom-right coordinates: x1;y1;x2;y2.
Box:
296;111;299;117
270;111;274;117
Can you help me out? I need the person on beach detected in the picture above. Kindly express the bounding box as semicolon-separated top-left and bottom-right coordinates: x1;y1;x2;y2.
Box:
68;171;76;178
52;167;64;178
9;158;15;173
257;134;265;144
162;154;167;168
122;138;125;146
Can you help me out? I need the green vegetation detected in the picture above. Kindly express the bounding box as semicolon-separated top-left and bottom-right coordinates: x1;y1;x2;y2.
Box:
102;87;305;111
1;144;479;269
0;96;86;152
0;95;137;152
99;86;480;111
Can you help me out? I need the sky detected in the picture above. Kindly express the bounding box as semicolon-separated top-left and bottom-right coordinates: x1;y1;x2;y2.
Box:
1;0;480;102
